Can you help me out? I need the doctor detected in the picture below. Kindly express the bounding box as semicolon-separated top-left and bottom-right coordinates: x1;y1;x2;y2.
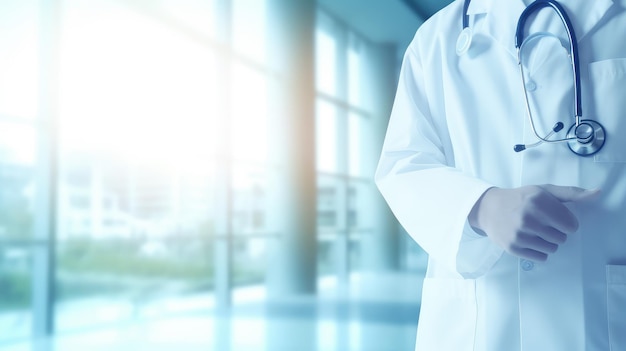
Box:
375;0;626;350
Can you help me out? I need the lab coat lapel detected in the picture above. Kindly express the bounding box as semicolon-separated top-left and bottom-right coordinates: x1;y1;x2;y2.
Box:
482;0;614;59
565;0;614;42
483;0;527;58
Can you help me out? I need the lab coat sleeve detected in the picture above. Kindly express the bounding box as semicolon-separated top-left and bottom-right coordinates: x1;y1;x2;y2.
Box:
375;44;503;279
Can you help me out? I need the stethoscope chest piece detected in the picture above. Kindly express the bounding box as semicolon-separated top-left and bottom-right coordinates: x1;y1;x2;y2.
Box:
456;27;472;56
566;120;606;156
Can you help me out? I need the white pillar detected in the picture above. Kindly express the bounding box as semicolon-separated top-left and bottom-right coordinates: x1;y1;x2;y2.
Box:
266;0;317;296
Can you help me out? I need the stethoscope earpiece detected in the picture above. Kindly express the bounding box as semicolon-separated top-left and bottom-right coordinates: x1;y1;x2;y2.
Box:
456;27;473;56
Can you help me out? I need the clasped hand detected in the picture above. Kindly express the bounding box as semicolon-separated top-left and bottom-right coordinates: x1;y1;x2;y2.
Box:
468;185;599;262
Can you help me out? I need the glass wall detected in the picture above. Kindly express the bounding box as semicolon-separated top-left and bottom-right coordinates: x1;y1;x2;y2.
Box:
0;0;273;339
315;13;378;277
53;0;220;332
0;0;41;343
0;0;410;345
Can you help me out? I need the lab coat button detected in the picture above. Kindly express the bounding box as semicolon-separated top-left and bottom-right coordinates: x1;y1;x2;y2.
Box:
525;81;537;92
521;259;534;271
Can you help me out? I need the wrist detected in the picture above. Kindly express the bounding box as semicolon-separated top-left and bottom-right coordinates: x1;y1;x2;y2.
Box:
468;187;497;236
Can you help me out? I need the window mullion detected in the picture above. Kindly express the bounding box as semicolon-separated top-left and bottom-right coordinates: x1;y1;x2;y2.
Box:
32;0;62;338
213;0;234;310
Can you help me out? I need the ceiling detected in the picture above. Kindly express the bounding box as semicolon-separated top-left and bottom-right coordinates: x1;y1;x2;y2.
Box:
401;0;456;20
317;0;453;54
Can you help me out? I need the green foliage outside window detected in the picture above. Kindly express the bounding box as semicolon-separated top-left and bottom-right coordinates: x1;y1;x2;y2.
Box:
0;270;30;311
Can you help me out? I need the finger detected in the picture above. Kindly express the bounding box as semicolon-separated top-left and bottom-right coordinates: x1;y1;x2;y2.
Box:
516;233;559;255
536;225;568;245
534;193;579;233
576;188;601;202
509;246;548;262
540;184;600;203
519;214;569;245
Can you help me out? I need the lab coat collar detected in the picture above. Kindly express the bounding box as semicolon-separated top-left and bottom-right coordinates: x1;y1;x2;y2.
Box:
465;0;489;16
479;0;614;58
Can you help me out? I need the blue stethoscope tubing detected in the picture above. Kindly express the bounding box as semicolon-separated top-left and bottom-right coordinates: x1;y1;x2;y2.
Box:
456;0;473;55
458;0;606;156
516;0;581;125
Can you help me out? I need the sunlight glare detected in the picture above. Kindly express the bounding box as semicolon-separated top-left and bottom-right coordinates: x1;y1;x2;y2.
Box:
58;1;217;172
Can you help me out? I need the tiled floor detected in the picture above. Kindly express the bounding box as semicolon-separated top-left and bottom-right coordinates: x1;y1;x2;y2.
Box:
1;272;424;351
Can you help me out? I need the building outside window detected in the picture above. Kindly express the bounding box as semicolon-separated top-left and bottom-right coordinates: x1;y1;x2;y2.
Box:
0;0;407;345
315;12;378;276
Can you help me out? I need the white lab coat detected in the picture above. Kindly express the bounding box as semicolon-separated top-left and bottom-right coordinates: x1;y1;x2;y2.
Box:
376;0;626;349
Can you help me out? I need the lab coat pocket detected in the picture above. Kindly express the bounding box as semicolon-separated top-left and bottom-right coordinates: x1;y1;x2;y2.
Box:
588;59;626;162
415;278;476;351
606;265;626;349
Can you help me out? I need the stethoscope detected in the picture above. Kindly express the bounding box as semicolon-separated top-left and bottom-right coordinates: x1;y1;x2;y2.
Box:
456;0;606;156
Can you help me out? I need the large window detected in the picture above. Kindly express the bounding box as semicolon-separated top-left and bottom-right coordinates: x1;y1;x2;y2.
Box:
54;0;223;332
315;13;377;276
0;0;401;345
0;0;42;343
0;0;278;341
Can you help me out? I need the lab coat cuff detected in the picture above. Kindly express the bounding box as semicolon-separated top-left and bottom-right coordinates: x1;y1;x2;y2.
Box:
456;220;504;279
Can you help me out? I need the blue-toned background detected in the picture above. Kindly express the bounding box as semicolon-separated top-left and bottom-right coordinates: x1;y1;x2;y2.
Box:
0;0;450;350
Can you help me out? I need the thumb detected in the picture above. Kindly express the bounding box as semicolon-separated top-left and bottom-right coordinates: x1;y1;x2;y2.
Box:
540;184;600;202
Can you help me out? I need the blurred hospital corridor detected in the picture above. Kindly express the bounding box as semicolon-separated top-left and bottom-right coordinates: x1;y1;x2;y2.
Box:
0;0;447;350
2;272;424;351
